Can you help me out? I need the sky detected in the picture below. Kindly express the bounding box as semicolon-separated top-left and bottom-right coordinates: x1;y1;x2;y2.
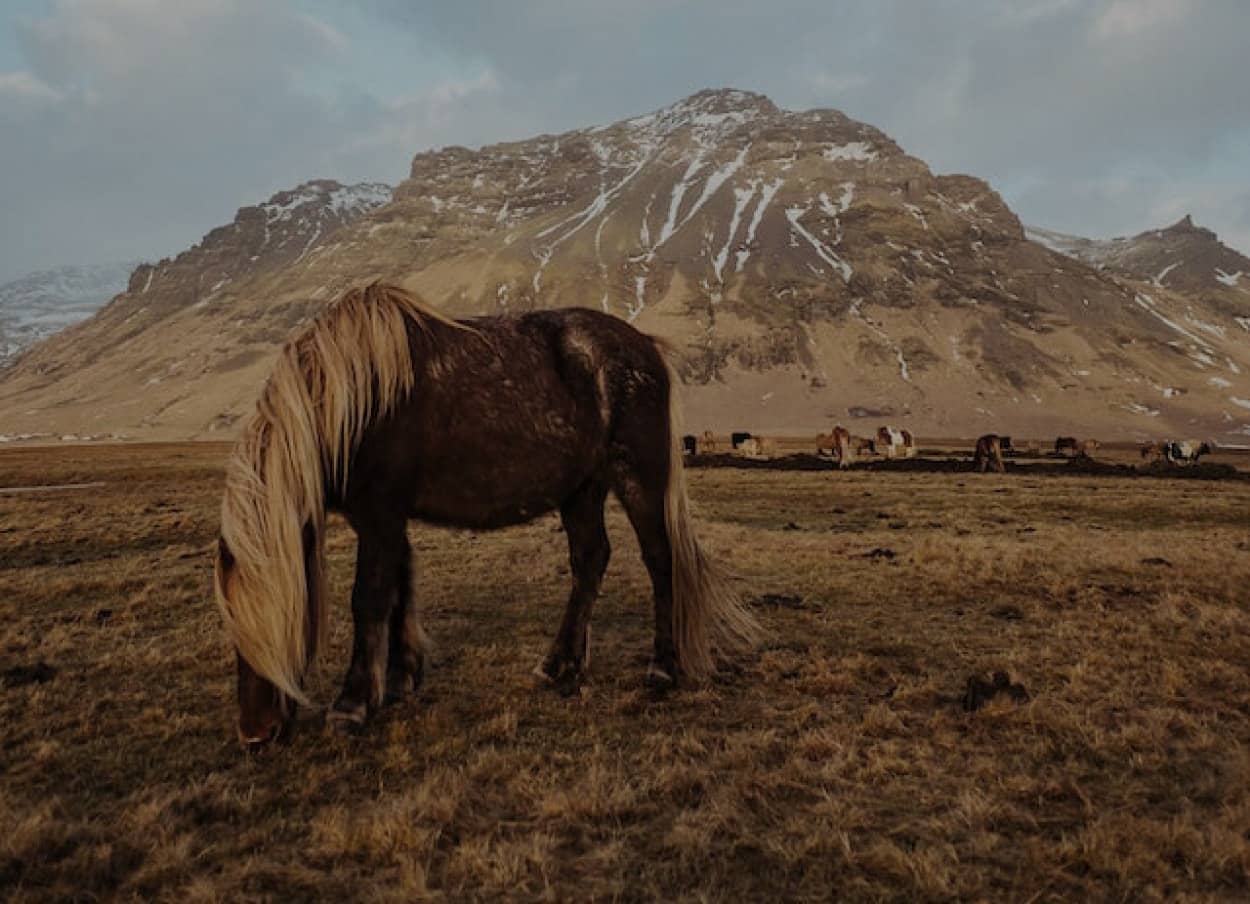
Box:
1;0;1247;283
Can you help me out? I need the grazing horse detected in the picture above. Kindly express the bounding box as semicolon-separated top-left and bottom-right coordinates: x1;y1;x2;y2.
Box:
853;436;876;456
876;426;916;460
1075;438;1101;458
1140;441;1167;463
974;434;1006;473
816;425;854;469
214;283;760;746
738;436;777;458
731;431;753;449
1166;440;1212;464
1054;436;1078;455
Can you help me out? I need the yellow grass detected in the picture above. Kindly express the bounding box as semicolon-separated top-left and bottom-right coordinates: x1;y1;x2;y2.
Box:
2;442;1249;900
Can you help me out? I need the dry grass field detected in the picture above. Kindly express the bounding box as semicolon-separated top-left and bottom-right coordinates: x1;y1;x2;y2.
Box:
3;441;1250;901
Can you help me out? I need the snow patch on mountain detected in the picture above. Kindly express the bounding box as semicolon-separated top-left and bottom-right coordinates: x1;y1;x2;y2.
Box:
0;262;137;366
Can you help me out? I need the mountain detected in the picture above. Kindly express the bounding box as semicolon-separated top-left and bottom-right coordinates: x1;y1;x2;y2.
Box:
3;89;1250;444
0;263;137;368
1027;216;1250;304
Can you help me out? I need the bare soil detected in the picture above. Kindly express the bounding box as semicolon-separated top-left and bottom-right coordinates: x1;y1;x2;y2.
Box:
2;442;1249;901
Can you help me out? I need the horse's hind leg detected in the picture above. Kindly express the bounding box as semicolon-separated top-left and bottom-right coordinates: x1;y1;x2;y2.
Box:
538;480;610;695
611;464;677;691
329;517;408;729
386;544;427;701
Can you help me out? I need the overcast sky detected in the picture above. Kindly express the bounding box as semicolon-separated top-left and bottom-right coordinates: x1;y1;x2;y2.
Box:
1;0;1247;283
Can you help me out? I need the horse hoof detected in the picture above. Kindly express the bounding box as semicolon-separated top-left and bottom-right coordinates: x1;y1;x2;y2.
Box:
326;701;367;733
385;670;418;703
644;663;676;692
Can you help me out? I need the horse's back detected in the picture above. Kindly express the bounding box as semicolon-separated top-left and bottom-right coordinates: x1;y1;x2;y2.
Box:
344;308;668;528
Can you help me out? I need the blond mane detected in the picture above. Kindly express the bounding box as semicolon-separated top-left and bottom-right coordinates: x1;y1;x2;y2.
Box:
215;282;460;703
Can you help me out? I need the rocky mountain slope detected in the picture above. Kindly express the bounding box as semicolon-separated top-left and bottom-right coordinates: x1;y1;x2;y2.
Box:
0;262;137;368
1027;216;1250;310
3;90;1249;443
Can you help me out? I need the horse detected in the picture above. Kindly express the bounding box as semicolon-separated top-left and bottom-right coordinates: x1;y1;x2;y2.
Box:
1140;441;1167;463
876;426;916;460
973;434;1006;473
816;425;854;469
738;436;777;458
1075;438;1101;458
1166;440;1212;465
731;431;753;449
1054;436;1078;456
214;283;761;747
853;436;876;456
699;430;717;453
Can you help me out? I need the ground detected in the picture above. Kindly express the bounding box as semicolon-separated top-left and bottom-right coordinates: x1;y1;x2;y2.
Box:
2;442;1249;901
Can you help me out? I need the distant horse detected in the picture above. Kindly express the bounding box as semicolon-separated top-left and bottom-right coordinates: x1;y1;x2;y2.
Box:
816;425;854;469
1054;436;1078;456
699;430;717;453
1166;440;1212;465
738;436;777;458
876;426;916;460
974;434;1006;473
214;283;760;746
731;431;753;449
1140;441;1166;463
1075;438;1101;458
853;436;876;456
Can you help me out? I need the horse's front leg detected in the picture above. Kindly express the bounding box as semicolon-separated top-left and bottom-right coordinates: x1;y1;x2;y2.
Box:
385;549;427;701
329;519;407;730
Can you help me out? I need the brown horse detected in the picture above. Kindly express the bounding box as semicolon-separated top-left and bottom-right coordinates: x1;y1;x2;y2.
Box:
816;425;854;469
214;283;760;746
853;436;876;456
974;434;1006;473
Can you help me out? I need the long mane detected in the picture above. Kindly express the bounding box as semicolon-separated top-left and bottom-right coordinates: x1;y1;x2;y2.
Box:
215;282;461;703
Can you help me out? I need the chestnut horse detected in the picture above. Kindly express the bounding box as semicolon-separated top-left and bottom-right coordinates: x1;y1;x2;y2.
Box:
816;425;854;469
973;434;1006;473
214;283;760;746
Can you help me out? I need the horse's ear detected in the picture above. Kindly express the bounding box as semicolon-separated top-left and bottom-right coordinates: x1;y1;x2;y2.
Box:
217;536;235;572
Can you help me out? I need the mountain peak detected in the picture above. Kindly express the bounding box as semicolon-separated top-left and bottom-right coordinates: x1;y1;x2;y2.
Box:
671;88;779;116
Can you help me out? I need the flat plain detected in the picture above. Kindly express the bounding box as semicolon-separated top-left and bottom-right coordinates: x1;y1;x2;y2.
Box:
2;441;1249;901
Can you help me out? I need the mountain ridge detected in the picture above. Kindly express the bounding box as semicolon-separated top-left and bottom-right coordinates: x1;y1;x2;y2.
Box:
3;89;1249;445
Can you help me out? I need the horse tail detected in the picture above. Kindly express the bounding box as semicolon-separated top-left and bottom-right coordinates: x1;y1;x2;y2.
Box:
659;356;762;680
217;282;457;704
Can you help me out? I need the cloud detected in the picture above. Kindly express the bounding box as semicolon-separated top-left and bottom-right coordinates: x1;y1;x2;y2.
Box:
0;70;64;104
2;0;1248;280
0;0;397;280
1093;0;1191;39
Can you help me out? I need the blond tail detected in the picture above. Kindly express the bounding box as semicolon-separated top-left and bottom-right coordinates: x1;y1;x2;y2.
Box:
661;359;763;679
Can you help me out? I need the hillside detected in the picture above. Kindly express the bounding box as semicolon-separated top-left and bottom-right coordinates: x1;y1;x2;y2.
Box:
3;90;1249;444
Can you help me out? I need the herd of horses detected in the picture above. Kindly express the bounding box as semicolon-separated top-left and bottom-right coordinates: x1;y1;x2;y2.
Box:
213;284;1221;747
683;428;1216;473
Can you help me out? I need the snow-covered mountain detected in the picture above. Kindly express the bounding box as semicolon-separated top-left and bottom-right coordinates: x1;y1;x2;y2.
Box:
4;90;1250;443
0;263;138;368
1026;217;1250;297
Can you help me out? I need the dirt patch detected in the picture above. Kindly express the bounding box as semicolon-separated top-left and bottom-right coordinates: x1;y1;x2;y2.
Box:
962;671;1030;711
